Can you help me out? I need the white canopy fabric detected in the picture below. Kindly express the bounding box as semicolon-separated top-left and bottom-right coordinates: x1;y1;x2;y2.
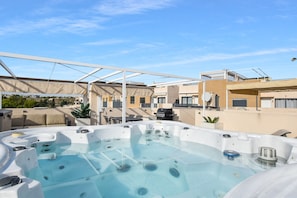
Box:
0;77;88;95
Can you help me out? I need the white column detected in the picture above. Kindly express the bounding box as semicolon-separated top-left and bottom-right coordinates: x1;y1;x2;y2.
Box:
86;83;92;124
122;71;126;123
86;83;91;104
97;96;103;125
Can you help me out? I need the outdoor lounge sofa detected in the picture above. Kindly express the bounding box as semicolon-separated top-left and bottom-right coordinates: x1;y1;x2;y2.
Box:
12;113;69;129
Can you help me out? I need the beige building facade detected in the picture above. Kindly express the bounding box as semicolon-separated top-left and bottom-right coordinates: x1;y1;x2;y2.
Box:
1;70;297;136
152;85;179;108
152;70;266;110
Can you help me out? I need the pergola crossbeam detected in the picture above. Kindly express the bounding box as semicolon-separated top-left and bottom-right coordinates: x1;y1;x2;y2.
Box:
149;80;200;87
89;70;123;84
75;68;102;83
0;59;16;79
107;72;142;83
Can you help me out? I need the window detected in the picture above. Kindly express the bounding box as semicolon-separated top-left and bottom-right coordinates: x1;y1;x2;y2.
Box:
181;97;192;105
140;97;145;104
193;96;198;105
113;100;122;108
275;98;297;108
130;96;135;104
232;99;247;107
157;97;166;104
261;98;272;108
103;98;107;107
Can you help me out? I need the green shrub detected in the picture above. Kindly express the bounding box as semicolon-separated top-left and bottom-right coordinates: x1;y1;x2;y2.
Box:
203;116;219;123
71;103;90;118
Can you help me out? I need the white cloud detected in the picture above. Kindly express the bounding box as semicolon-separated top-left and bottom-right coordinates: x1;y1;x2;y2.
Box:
117;42;166;55
235;16;256;24
84;39;128;46
0;17;106;35
136;48;297;69
0;0;174;36
94;0;174;16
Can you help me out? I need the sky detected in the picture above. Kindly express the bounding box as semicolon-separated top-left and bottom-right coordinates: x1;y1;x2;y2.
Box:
1;0;297;83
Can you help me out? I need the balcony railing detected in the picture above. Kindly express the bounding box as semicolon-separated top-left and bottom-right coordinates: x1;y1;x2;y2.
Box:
173;103;219;110
140;103;151;108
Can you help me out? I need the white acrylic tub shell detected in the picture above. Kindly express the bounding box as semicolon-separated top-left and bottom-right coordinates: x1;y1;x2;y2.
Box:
225;163;297;198
0;144;9;169
0;121;297;198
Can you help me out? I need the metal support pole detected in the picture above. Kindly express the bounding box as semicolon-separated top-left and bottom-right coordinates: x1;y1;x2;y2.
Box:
86;83;91;104
122;71;126;123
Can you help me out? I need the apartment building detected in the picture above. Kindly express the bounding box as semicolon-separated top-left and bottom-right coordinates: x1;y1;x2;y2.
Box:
227;78;297;109
199;70;269;110
152;70;267;110
86;69;296;112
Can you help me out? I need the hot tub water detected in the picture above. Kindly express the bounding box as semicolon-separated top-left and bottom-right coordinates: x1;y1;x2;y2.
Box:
26;134;261;198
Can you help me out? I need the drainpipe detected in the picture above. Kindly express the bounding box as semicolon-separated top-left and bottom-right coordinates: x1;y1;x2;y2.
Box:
122;71;126;123
226;89;229;110
256;95;259;111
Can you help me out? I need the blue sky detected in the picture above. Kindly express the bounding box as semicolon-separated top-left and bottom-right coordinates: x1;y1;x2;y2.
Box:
1;0;297;82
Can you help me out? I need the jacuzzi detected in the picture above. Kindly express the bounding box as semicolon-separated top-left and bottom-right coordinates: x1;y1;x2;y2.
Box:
0;121;297;198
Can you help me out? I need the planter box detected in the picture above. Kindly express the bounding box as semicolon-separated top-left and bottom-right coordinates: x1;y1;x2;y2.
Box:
75;118;91;126
201;122;218;129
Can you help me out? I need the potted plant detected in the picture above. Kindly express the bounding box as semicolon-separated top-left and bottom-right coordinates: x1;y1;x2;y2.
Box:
201;116;219;129
71;103;91;126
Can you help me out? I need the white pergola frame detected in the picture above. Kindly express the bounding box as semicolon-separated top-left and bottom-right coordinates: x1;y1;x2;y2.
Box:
0;51;206;123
